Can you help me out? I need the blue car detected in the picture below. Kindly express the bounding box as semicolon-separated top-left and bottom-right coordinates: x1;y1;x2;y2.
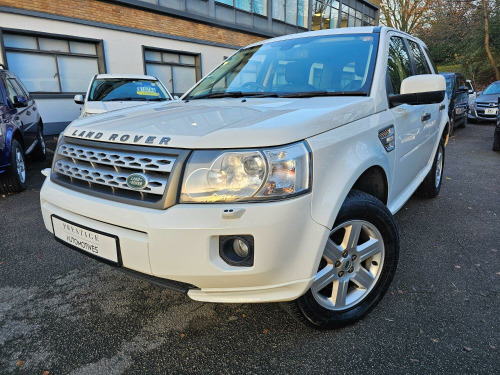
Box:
0;64;46;194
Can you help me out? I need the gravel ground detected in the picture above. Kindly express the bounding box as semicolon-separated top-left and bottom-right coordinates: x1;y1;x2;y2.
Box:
0;124;499;375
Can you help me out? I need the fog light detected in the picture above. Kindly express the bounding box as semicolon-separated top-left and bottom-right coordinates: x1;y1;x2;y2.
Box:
219;235;254;267
233;238;249;257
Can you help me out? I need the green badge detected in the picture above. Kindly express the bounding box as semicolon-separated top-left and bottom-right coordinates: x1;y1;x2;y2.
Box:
126;173;148;189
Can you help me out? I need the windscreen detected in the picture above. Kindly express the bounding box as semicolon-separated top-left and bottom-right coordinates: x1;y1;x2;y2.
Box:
442;74;454;98
185;34;379;99
483;82;500;95
88;79;171;101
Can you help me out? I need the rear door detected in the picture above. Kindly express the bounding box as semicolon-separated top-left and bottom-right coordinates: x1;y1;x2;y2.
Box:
386;35;431;199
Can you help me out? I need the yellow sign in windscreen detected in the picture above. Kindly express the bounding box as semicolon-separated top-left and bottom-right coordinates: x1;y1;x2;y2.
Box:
136;86;160;96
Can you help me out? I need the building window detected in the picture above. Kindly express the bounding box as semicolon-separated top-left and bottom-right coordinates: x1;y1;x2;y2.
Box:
144;47;201;96
2;32;104;94
274;0;309;26
216;0;268;16
312;0;339;30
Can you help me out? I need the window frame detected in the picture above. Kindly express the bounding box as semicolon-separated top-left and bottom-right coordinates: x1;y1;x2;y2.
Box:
406;38;430;76
142;46;202;97
386;34;414;98
0;28;106;99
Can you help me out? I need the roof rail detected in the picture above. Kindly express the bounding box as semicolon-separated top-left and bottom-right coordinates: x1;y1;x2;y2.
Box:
0;63;6;69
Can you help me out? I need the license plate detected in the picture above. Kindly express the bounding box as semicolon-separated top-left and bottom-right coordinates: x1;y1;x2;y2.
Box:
52;216;119;265
485;108;498;115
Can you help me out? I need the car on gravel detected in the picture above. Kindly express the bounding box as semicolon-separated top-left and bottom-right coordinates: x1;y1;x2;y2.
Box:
40;27;449;329
0;64;46;194
74;74;174;118
441;72;469;133
469;80;500;122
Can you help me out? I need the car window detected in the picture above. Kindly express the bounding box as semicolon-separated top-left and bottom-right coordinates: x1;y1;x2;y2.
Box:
483;82;500;95
13;78;30;97
5;78;23;105
442;75;454;98
8;78;28;98
422;46;438;74
0;82;5;105
408;40;430;75
387;36;412;95
88;79;171;101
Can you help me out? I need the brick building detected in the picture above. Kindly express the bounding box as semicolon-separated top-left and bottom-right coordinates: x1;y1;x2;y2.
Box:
0;0;380;133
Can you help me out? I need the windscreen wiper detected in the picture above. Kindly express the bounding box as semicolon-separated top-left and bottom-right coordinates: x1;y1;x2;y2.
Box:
279;91;369;98
191;92;280;99
103;97;148;101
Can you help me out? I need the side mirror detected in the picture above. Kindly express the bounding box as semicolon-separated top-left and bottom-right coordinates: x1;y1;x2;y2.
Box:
13;96;28;108
74;94;85;105
389;74;446;107
477;91;483;96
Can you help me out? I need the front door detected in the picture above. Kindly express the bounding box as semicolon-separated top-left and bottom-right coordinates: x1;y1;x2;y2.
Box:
386;35;431;199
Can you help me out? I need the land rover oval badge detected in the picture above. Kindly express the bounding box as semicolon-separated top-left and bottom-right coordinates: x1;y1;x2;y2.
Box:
126;173;148;190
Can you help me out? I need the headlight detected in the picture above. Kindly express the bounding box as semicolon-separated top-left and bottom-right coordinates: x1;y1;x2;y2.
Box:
180;141;311;203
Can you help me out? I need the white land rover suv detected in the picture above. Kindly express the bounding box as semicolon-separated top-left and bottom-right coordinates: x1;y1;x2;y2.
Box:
40;27;449;329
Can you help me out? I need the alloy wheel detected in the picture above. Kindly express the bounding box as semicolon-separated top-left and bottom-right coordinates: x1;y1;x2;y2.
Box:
435;146;443;188
16;148;26;183
312;220;385;311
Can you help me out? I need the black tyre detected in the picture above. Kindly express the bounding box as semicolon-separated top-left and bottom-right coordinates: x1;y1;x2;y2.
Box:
415;139;445;198
458;117;467;128
31;124;47;161
449;116;455;135
0;140;27;194
281;190;399;330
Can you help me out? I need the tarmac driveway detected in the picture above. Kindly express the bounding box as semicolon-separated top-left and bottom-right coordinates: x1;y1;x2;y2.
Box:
0;124;498;374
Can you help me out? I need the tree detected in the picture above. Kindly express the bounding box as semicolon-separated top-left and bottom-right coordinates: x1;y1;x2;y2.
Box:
380;0;434;33
481;0;500;79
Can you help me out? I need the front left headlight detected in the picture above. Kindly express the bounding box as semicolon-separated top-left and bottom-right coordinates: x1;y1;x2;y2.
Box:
180;141;311;203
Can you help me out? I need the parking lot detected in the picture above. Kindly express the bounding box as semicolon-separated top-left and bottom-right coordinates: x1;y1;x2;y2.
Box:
0;123;498;374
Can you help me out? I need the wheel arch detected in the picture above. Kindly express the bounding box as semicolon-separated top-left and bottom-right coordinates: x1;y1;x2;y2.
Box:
351;166;389;205
311;155;392;231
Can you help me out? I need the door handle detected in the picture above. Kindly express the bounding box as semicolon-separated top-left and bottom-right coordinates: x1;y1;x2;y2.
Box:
26;111;31;116
439;104;446;111
421;113;431;122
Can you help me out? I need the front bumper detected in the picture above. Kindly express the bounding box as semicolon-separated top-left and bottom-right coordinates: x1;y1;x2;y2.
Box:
40;178;329;303
469;107;498;121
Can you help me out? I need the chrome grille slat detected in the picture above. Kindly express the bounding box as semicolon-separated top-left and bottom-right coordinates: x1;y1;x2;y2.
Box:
53;141;181;203
59;144;175;172
54;159;167;195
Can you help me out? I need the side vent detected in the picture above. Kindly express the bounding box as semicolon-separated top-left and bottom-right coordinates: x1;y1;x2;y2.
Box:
378;125;395;152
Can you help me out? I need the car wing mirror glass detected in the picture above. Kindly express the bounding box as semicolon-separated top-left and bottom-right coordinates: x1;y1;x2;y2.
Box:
13;95;28;108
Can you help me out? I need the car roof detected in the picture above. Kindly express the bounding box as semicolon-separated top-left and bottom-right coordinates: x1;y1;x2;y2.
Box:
246;26;420;48
95;74;158;80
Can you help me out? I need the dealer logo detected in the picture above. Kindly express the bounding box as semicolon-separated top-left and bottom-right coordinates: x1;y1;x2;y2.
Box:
126;173;149;190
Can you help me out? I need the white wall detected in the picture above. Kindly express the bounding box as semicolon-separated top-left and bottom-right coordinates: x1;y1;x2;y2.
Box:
0;12;237;134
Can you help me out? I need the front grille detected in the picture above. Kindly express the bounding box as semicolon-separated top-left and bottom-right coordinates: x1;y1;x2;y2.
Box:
51;137;189;209
476;102;498;108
